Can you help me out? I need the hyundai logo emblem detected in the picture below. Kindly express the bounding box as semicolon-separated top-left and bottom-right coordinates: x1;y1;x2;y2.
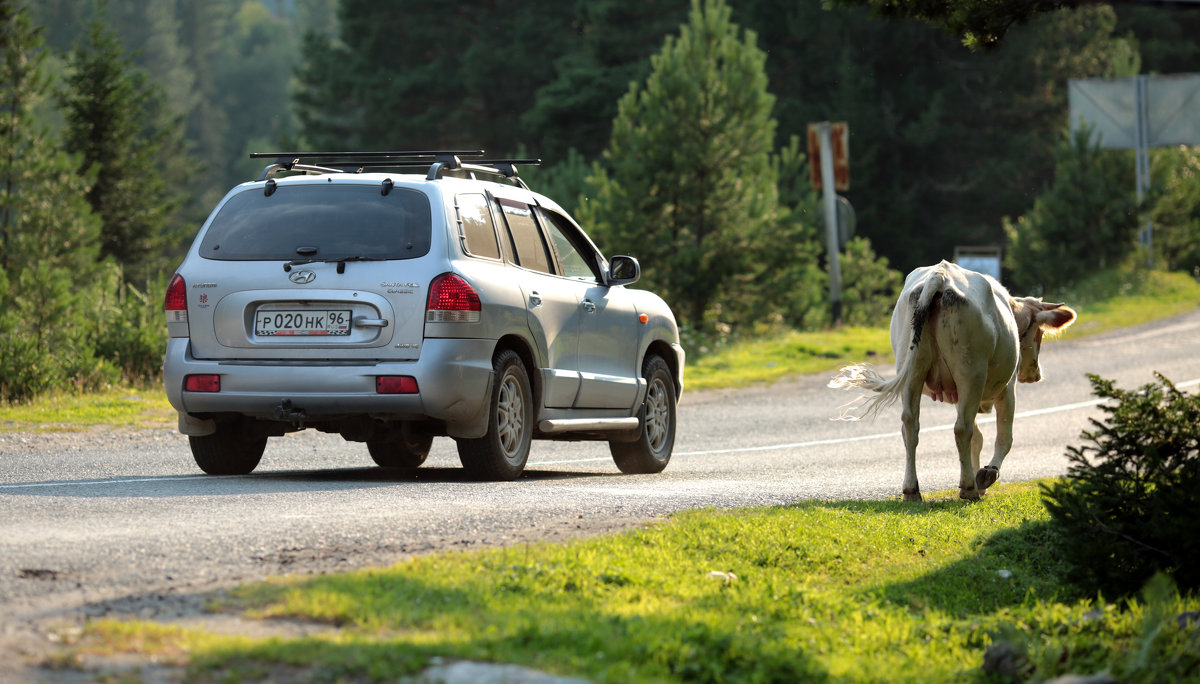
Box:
289;270;316;284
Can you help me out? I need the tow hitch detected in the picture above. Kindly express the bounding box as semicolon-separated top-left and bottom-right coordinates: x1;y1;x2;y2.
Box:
274;399;307;429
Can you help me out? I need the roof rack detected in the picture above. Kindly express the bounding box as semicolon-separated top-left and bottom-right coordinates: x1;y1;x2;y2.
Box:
250;150;541;189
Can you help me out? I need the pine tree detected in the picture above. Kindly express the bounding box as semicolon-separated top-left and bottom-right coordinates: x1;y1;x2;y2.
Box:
1003;126;1139;292
58;8;183;276
580;0;786;330
0;0;106;401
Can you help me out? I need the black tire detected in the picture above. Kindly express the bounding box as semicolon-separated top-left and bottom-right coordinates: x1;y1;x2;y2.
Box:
367;427;432;470
456;349;533;481
610;355;676;474
188;424;266;475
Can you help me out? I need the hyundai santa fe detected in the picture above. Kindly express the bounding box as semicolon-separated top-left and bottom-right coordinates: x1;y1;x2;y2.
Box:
163;151;684;480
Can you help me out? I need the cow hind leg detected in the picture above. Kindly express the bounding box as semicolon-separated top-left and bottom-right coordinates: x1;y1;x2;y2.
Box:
899;378;924;502
955;417;981;500
954;388;986;501
970;423;982;475
976;386;1015;494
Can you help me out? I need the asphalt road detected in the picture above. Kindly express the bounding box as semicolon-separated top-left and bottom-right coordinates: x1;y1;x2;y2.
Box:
1;307;1198;665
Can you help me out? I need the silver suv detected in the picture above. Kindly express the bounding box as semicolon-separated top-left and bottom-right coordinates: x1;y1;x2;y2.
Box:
163;151;684;480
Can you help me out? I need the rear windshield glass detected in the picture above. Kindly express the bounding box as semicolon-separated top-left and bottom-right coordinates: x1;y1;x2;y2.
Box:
198;184;432;260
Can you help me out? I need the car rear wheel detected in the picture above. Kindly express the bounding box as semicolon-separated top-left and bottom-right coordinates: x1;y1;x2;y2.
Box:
189;422;267;475
456;349;533;481
610;355;676;474
367;427;432;469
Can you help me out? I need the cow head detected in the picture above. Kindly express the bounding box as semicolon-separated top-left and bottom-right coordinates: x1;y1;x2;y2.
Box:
1011;298;1077;383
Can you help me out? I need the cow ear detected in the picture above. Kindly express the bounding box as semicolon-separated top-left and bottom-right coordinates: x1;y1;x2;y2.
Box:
1036;304;1076;332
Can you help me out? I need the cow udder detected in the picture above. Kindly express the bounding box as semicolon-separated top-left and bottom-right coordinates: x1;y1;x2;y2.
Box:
924;357;958;404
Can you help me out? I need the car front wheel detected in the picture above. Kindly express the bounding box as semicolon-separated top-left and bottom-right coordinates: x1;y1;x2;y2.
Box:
189;421;267;475
456;349;533;481
610;355;676;474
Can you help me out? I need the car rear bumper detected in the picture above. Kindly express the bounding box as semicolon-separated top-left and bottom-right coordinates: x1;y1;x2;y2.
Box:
163;337;495;437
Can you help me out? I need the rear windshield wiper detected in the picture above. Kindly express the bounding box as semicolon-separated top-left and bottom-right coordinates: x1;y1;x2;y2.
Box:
282;256;384;273
327;256;383;273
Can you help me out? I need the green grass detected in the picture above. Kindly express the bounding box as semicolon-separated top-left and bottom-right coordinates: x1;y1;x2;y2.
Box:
1047;267;1200;338
686;326;893;391
71;482;1199;682
0;385;173;432
684;267;1200;391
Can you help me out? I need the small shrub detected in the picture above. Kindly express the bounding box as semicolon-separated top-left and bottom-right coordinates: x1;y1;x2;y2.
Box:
837;236;902;327
1041;373;1200;596
90;268;168;383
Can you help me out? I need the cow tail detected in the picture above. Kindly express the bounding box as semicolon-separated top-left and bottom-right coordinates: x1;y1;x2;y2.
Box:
829;270;944;419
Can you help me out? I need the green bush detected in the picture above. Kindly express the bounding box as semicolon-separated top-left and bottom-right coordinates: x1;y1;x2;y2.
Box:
1149;145;1200;274
1041;373;1200;596
1004;126;1140;293
0;265;120;404
837;236;902;327
89;267;168;383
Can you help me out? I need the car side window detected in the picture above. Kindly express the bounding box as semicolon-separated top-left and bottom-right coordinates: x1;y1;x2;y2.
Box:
455;193;500;259
496;198;553;274
538;209;598;281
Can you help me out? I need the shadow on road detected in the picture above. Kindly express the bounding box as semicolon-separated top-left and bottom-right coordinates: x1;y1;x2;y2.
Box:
0;466;622;499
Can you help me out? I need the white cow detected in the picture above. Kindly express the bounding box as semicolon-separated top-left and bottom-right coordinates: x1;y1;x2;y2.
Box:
829;261;1076;501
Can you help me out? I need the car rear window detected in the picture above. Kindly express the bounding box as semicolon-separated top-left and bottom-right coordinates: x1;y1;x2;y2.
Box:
198;184;432;260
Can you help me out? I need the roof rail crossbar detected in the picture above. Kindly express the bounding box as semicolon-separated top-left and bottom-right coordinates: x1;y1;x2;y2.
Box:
250;150;485;161
250;151;540;189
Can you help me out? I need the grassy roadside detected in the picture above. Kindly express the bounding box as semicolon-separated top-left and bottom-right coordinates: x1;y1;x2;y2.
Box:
0;385;173;431
685;267;1200;391
67;482;1199;682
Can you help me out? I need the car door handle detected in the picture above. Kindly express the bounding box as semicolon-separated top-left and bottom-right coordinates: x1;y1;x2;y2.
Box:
529;292;543;308
354;317;388;328
582;299;597;313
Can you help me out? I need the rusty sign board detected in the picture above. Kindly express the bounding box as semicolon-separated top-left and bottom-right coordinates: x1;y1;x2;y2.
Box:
807;122;849;192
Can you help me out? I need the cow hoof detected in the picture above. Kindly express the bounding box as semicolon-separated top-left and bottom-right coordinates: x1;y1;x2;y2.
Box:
902;490;922;502
959;488;981;501
976;465;999;492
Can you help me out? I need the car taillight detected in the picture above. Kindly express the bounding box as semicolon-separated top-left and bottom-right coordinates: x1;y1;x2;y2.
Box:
376;376;419;394
184;374;220;392
164;274;188;324
426;273;481;323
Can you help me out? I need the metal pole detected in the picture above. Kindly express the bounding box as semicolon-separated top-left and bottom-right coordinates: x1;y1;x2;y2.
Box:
1136;75;1153;266
818;122;842;326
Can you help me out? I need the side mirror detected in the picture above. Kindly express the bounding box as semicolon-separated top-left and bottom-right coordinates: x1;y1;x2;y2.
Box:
606;255;640;286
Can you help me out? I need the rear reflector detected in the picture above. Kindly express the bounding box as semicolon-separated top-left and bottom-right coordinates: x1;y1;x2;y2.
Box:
184;374;220;392
427;273;481;323
376;376;419;394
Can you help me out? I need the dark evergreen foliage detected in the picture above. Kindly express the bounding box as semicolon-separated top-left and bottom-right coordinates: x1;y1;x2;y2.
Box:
0;0;113;402
829;0;1073;50
1041;373;1200;596
580;0;805;330
1003;126;1140;292
57;11;185;276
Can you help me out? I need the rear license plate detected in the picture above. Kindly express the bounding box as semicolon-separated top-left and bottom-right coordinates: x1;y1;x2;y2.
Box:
256;309;351;336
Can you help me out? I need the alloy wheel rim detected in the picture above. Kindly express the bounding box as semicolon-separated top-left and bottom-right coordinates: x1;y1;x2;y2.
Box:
644;377;669;454
496;372;525;460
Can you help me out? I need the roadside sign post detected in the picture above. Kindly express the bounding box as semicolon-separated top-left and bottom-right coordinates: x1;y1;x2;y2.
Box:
808;122;849;326
1069;73;1200;267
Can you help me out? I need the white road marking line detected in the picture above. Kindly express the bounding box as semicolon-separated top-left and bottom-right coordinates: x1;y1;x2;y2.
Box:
670;376;1200;459
4;379;1197;487
0;475;216;490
